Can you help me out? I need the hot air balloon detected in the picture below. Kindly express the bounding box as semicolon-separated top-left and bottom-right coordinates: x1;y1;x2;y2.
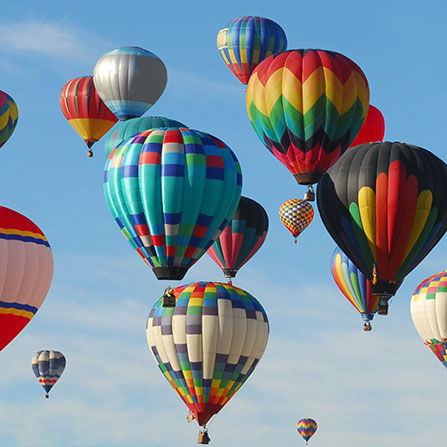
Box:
207;196;268;279
318;141;447;313
93;46;167;120
60;76;118;156
246;49;369;196
32;350;66;398
297;418;317;445
104;128;242;281
0;90;18;149
0;207;53;352
348;104;385;148
146;281;269;444
411;271;447;368
103;116;187;159
331;247;379;330
217;16;287;85
279;199;314;242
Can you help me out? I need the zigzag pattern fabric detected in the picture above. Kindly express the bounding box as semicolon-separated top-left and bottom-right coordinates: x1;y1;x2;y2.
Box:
0;207;53;351
32;350;66;396
0;90;18;149
297;418;317;444
217;16;287;85
279;199;314;240
246;49;369;184
146;281;269;426
104;128;242;280
60;76;118;148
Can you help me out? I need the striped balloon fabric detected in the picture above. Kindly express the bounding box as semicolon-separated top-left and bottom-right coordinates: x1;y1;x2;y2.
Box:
0;207;54;351
279;199;314;241
93;46;167;120
411;271;447;369
103;116;187;159
217;16;287;85
104;128;242;280
331;247;379;329
0;90;18;149
297;418;317;444
146;281;269;427
32;350;66;398
60;76;118;153
246;49;369;185
207;196;269;278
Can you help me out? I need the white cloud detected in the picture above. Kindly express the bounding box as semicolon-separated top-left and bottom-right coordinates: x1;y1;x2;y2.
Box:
0;20;108;62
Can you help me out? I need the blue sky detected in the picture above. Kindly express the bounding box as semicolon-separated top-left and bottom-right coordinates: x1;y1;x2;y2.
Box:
0;1;446;446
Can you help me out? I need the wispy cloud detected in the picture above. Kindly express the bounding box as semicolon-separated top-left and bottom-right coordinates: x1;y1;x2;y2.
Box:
0;20;108;63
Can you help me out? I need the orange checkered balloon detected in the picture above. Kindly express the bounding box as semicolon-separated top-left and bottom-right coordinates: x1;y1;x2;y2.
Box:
279;199;314;242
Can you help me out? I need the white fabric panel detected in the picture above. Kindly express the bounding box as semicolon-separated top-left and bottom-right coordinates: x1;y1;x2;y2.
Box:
202;314;218;380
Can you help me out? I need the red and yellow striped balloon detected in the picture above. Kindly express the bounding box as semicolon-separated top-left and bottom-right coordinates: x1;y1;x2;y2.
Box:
60;76;118;155
246;49;369;185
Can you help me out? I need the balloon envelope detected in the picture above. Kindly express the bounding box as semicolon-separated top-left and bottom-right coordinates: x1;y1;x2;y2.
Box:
103;116;187;159
32;350;66;397
348;104;385;148
279;199;314;240
0;207;53;351
317;142;447;296
297;418;317;443
217;16;287;85
246;49;369;185
0;90;18;149
411;271;447;368
207;196;268;278
331;246;379;324
104;128;242;280
93;46;167;120
60;76;118;152
146;281;269;426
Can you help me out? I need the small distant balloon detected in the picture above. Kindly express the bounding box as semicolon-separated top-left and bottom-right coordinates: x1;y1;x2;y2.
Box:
279;199;314;242
297;418;317;444
93;46;167;120
0;90;18;149
32;350;66;398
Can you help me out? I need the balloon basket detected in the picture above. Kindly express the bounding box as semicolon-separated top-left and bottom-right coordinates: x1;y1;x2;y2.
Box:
87;150;93;157
162;289;176;308
304;186;315;202
363;322;372;331
45;394;49;398
198;431;210;444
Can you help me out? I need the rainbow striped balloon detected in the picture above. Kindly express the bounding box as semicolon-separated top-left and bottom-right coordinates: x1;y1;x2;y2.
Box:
0;207;53;351
217;16;287;85
246;49;369;185
0;90;18;149
146;281;269;428
297;418;317;444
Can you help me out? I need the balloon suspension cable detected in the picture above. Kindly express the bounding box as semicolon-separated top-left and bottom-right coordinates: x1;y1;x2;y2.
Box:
304;185;315;202
162;286;176;308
